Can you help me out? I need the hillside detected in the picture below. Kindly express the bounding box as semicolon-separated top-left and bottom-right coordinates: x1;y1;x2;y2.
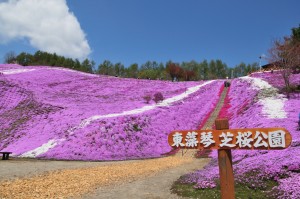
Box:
0;64;223;160
1;64;300;198
179;70;300;198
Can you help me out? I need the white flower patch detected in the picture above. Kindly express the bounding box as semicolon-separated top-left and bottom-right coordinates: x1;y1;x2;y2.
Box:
240;76;287;119
240;76;272;90
20;80;216;157
68;80;215;134
0;69;35;75
259;97;287;119
48;67;99;77
19;139;65;158
157;81;214;107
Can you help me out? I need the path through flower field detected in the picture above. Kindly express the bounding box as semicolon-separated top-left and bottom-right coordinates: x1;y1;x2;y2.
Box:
3;65;298;198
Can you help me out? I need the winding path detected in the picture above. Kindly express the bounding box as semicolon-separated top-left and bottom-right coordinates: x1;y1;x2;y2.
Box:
0;87;229;199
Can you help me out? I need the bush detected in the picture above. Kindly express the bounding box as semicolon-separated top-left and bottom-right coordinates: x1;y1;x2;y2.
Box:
143;95;152;104
153;92;164;103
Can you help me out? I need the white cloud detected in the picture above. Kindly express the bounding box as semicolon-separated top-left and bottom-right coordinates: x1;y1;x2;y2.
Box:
0;0;91;59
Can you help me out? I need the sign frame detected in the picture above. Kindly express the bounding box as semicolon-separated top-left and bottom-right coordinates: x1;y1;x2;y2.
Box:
168;127;292;150
168;118;292;199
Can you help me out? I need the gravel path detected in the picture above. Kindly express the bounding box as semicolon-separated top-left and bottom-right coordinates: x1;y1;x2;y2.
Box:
83;158;210;199
0;87;228;199
0;157;207;199
0;158;117;181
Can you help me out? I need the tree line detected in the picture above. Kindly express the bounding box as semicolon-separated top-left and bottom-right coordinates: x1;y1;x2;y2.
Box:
97;59;259;81
4;50;259;81
4;51;96;73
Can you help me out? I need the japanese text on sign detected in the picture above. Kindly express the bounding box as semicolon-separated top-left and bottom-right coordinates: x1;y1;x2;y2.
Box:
168;128;292;150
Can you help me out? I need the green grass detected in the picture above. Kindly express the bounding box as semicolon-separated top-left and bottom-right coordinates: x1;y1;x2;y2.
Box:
171;180;278;199
171;182;220;198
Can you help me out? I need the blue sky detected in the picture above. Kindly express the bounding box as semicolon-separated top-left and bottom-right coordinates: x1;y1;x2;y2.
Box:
0;0;299;68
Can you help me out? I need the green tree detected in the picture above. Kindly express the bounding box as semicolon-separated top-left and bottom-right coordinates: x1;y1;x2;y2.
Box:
208;60;217;79
16;52;33;66
140;61;159;70
292;24;300;41
81;59;94;73
233;62;247;77
139;69;159;79
157;62;166;79
181;60;199;80
98;60;114;75
199;60;209;80
127;63;139;78
74;59;81;70
139;61;162;79
215;59;228;79
114;62;124;77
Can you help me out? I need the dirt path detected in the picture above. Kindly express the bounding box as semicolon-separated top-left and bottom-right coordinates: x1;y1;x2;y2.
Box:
83;158;210;199
0;87;228;199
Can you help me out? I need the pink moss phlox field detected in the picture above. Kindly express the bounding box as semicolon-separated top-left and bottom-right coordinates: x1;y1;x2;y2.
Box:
0;64;25;70
182;71;300;198
0;64;223;161
42;80;223;160
250;70;300;89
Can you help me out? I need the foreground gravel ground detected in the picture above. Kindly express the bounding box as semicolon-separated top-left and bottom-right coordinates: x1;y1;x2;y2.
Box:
0;156;209;199
84;153;210;199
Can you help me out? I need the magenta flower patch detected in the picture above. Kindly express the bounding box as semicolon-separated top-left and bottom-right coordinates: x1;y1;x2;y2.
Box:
0;64;222;161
